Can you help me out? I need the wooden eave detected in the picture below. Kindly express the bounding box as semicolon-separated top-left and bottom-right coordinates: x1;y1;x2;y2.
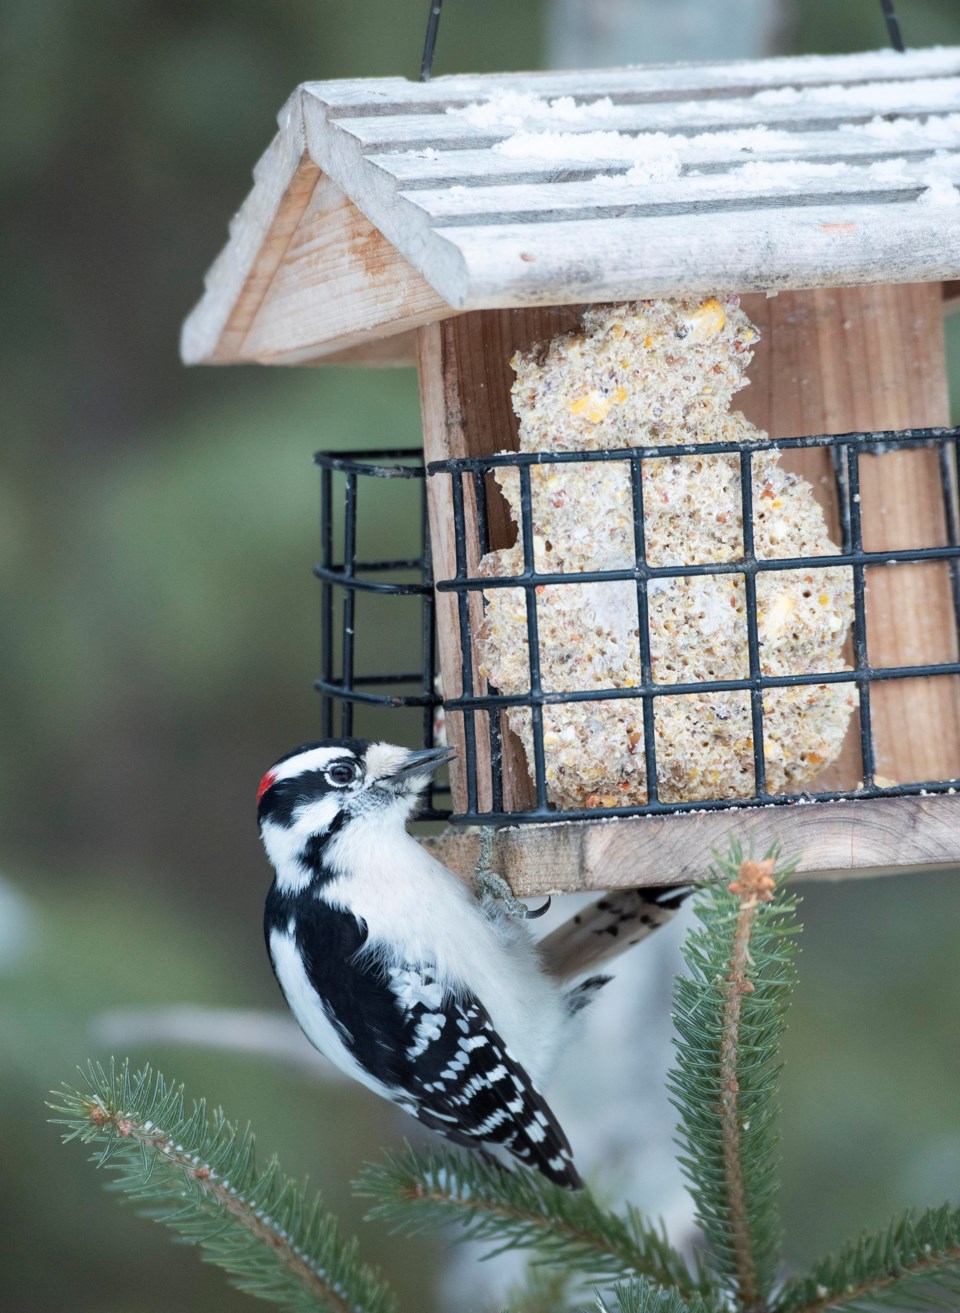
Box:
181;46;960;367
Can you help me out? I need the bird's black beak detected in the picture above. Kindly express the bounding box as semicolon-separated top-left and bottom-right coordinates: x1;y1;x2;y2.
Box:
388;746;457;780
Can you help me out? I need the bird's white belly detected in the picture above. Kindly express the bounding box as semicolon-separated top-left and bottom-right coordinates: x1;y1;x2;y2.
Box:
324;829;566;1086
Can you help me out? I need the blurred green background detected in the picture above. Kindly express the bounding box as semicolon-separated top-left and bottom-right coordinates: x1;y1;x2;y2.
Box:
2;2;960;1310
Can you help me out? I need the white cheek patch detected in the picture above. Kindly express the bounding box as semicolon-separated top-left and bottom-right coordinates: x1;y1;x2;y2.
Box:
262;796;345;891
261;822;311;892
292;794;343;836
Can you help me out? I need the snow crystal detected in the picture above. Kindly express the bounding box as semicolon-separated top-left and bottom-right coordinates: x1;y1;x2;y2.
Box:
917;175;960;207
867;157;910;182
454;91;619;130
753;77;959;111
496;127;682;170
730;159;851;191
620;152;683;184
844;112;960;144
860;112;959;143
686;125;797;151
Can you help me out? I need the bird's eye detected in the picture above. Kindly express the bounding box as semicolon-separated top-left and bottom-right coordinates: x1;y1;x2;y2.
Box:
326;761;358;787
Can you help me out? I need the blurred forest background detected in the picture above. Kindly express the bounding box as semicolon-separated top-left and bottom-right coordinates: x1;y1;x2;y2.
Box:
2;2;960;1311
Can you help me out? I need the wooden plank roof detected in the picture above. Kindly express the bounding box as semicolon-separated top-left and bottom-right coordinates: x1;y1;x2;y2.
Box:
181;47;960;366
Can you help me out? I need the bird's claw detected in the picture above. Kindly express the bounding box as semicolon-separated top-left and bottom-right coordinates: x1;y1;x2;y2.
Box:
473;829;542;920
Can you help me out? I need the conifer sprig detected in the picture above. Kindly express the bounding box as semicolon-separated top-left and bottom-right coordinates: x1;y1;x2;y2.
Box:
503;1261;577;1313
50;1060;397;1313
355;1143;706;1296
596;1276;723;1313
52;846;960;1313
780;1204;960;1313
668;845;799;1313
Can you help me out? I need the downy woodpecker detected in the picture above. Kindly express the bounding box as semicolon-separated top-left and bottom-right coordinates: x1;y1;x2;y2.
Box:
257;738;605;1189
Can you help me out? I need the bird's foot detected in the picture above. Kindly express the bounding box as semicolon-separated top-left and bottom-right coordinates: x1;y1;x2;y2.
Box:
473;830;550;920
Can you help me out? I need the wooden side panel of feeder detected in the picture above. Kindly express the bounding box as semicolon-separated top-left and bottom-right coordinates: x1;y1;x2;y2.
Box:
739;283;960;788
418;308;585;814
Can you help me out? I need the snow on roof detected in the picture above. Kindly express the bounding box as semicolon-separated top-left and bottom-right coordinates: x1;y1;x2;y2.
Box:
182;46;960;366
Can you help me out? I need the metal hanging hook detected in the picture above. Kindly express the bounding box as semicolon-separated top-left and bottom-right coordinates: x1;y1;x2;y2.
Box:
421;0;445;81
879;0;905;51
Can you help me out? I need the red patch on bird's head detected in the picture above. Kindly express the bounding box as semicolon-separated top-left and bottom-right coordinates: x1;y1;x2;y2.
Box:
257;770;278;807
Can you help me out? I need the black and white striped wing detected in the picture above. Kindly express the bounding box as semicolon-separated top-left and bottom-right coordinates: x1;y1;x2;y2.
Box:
385;965;582;1190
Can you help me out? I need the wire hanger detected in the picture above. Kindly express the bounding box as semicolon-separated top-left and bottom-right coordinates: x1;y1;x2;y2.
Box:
421;0;906;81
879;0;905;51
420;0;444;81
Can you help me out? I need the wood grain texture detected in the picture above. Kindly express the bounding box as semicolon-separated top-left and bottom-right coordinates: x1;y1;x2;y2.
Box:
309;330;420;367
419;794;960;895
240;173;450;364
179;94;451;366
180;90;316;364
417;308;585;813
740;283;959;788
440;209;960;310
536;889;688;981
738;289;854;789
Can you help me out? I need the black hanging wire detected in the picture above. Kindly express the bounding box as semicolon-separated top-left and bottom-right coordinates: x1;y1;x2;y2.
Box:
420;0;445;80
422;0;905;79
879;0;905;51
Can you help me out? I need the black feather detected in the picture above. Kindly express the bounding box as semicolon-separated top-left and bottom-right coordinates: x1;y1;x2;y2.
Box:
265;881;582;1189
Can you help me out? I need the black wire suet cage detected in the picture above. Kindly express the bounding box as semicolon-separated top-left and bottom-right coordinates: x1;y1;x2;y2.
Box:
316;428;960;828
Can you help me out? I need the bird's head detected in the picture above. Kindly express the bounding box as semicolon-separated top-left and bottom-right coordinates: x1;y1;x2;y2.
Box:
257;739;455;882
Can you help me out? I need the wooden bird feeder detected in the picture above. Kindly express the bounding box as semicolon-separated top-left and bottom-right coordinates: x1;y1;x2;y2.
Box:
183;47;960;898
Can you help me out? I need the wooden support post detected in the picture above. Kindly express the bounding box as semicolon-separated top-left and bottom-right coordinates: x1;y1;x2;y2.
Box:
417;308;584;815
739;283;960;787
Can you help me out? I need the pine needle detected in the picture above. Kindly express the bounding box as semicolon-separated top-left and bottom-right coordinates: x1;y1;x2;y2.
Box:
502;1261;578;1313
355;1143;706;1296
596;1276;724;1313
50;1059;397;1313
779;1204;960;1313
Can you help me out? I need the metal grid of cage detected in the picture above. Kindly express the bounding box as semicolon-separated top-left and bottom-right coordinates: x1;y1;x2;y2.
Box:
317;429;960;827
314;449;448;819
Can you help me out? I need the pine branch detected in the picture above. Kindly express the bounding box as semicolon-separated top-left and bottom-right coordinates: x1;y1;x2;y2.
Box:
667;844;800;1313
502;1261;578;1313
50;1060;397;1313
778;1204;960;1313
356;1143;706;1296
596;1276;723;1313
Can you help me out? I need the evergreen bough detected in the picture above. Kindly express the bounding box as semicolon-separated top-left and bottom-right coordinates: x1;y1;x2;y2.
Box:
52;842;960;1313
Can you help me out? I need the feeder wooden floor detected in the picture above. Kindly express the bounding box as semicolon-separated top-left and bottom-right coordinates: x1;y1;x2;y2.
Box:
421;794;960;896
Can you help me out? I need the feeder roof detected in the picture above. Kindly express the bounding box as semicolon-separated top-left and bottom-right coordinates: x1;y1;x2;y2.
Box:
181;46;960;367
